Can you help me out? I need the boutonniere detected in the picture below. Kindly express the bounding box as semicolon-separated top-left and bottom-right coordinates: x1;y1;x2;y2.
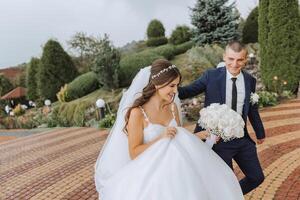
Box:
250;92;259;105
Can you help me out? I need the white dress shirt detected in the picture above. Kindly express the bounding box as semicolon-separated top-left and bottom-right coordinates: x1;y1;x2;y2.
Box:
225;70;245;115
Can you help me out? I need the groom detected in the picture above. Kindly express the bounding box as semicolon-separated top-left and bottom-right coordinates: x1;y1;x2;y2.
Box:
178;41;265;195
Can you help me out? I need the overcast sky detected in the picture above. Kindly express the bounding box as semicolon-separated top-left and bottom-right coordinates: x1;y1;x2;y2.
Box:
0;0;259;69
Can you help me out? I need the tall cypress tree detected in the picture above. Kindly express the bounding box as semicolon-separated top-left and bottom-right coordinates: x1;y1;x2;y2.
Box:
190;0;240;46
260;0;300;92
242;7;258;43
38;40;78;101
26;57;40;100
258;0;270;89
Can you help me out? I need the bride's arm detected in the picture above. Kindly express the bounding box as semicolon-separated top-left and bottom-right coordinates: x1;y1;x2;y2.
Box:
173;103;209;140
127;108;163;160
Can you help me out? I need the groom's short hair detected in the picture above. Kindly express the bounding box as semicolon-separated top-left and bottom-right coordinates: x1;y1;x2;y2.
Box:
226;41;248;54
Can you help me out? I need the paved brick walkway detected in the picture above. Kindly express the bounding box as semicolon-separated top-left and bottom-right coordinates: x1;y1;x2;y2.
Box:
0;99;299;200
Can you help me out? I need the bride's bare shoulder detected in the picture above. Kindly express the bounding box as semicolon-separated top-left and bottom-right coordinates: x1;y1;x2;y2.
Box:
128;107;143;121
127;107;145;131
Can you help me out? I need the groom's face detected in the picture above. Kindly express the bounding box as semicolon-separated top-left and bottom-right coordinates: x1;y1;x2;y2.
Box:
223;48;247;76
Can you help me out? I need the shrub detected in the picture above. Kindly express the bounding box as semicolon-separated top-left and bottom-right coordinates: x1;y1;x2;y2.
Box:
173;41;195;55
98;113;116;128
13;104;25;116
1;117;16;129
147;42;194;60
58;102;75;127
172;45;223;83
146;19;168;47
258;91;278;107
147;19;166;38
73;100;93;126
50;89;120;127
119;51;164;87
0;123;5;129
67;72;98;101
146;37;168;47
187;46;223;68
280;90;294;99
169;25;192;45
57;84;68;103
148;44;176;60
46;106;64;127
15;116;37;129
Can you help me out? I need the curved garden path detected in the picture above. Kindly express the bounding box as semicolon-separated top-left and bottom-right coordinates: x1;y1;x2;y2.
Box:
0;99;299;199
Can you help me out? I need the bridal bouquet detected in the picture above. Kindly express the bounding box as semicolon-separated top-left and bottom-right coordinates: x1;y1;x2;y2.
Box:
198;103;245;142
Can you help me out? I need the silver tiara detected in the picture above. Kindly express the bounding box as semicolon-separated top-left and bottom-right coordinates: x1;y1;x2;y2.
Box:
151;65;177;79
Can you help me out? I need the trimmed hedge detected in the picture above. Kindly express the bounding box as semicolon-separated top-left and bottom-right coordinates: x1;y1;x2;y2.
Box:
119;51;164;87
119;41;194;87
148;44;176;60
146;37;168;47
173;41;195;55
57;71;98;102
147;19;166;38
147;41;194;60
67;72;98;101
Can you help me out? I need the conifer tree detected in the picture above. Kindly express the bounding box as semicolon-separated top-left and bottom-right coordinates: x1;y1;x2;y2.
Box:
190;0;240;45
38;39;78;101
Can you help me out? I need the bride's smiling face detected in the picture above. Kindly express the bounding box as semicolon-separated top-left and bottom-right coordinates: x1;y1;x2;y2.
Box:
155;76;181;102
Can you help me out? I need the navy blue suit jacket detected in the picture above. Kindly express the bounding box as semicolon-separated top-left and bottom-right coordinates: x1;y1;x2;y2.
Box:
178;67;265;141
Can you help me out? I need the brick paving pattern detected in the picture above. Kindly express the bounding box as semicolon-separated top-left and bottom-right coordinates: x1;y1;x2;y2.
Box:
0;99;299;199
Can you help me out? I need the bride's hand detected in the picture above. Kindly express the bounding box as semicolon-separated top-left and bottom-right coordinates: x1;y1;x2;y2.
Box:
195;130;209;140
161;127;177;139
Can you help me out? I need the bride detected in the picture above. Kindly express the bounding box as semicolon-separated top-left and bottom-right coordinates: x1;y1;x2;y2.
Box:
95;59;244;200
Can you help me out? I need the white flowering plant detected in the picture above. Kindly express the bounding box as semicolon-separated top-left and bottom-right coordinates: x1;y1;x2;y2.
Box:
250;92;259;105
198;103;245;142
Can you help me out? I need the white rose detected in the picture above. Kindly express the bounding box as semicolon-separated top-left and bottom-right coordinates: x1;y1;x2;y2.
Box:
250;92;260;105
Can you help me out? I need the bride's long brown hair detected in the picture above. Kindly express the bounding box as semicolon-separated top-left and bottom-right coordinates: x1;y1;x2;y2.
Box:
124;59;181;132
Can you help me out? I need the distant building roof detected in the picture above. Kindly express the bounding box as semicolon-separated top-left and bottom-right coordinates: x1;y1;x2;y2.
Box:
0;87;27;100
0;67;24;81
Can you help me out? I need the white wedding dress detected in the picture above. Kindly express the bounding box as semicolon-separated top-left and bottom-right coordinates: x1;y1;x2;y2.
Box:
96;107;244;200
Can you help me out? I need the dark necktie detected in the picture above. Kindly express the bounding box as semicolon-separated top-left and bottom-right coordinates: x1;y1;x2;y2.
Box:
231;77;237;111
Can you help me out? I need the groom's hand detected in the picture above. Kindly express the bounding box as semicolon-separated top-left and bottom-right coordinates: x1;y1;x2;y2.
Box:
195;131;209;140
257;138;265;144
215;136;221;143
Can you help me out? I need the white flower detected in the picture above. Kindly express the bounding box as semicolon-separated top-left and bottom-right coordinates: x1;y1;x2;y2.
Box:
250;92;259;105
198;103;244;142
